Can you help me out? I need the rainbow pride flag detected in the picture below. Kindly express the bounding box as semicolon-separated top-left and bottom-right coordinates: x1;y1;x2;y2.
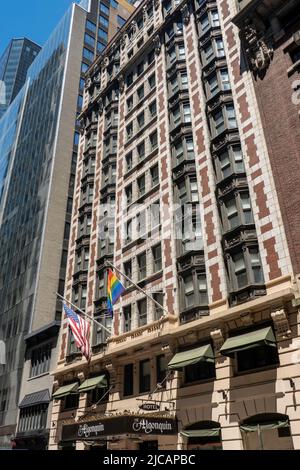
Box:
107;269;125;314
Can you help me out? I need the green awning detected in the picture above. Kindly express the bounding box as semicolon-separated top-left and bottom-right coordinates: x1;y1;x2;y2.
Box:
240;420;289;433
220;327;276;357
168;344;214;370
52;383;78;400
78;375;107;393
181;428;221;438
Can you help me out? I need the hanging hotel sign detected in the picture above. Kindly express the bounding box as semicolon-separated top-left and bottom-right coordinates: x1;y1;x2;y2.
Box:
62;415;177;441
139;403;160;412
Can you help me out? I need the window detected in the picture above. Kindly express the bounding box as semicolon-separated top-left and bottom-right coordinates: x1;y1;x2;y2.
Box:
153;292;164;320
241;192;253;224
79;77;85;91
123;305;132;332
137;174;146;197
149;131;158;151
225;197;239;229
226;104;237;128
138;252;147;280
111;0;118;8
97;41;105;53
172;105;180;127
218;150;230;178
99;28;108;42
208;74;219;97
81;62;89;73
186;137;195;159
152;244;162;272
150;202;161;228
148;73;156;89
77;95;83;110
216;38;225;57
156;355;167;385
94;315;112;345
125;151;133;171
86;20;96;33
220;68;231;90
203;41;214;63
137;141;145;159
181;71;188;90
150;164;159;187
127;95;133;112
233;253;247;289
249;248;263;284
236;343;279;373
211;10;220;27
138;298;147;326
74;131;80;146
149;100;157;118
100;3;110;15
30;343;52;377
126;219;132;242
170;75;179;94
183;275;194;307
185;360;215;383
200;14;210;33
127;72;133;87
148;49;155;65
137;84;145;101
212;109;225;135
137;111;145;129
83;47;94;62
139;359;151;393
124;260;132;288
85;33;95;48
137;61;144;76
126;122;133;140
291;46;300;63
64;392;79;411
198;274;208;304
18;405;48;433
183;103;191;123
178;44;185;60
136;210;146;237
99;15;109;28
125;184;132;205
123;364;134;396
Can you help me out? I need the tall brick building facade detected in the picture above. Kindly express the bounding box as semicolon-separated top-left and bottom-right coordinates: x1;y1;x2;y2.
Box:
50;0;300;450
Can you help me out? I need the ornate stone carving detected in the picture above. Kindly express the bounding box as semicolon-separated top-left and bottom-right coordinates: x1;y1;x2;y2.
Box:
271;308;292;339
105;361;117;387
77;371;85;383
131;20;137;35
118;74;125;93
143;5;148;22
120;33;128;50
181;4;190;25
98;97;104;114
241;20;273;77
153;34;161;55
210;328;224;352
154;0;160;10
240;311;253;327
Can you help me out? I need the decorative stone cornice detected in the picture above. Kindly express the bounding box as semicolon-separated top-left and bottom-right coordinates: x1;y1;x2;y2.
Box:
210;328;224;352
271;308;292;340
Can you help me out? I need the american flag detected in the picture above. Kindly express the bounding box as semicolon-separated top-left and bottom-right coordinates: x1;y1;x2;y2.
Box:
63;304;91;361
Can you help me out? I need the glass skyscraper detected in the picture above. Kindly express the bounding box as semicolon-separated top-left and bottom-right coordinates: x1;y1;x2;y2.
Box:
0;38;41;119
0;0;134;449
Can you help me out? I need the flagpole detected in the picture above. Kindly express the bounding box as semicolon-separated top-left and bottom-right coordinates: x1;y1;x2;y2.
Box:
55;292;112;335
105;261;171;318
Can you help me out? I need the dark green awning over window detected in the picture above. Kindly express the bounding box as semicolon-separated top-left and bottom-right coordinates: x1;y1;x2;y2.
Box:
240;420;289;433
52;383;78;400
220;327;276;357
181;428;221;438
78;375;107;393
168;344;214;370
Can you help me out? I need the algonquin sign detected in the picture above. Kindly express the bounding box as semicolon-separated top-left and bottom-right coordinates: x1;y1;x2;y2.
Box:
62;415;178;441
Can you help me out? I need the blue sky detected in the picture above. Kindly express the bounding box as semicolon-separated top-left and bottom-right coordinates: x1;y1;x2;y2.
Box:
0;0;81;52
